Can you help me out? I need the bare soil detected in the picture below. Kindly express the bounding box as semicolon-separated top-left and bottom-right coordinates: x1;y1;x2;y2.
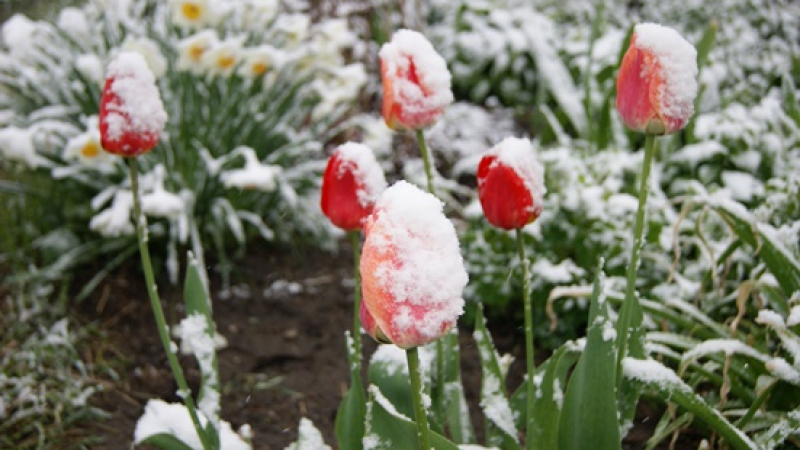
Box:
72;242;695;449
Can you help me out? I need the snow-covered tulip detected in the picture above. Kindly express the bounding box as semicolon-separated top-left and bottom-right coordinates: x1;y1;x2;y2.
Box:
477;137;545;230
616;23;698;135
360;181;467;348
320;142;387;231
99;52;167;157
379;29;453;130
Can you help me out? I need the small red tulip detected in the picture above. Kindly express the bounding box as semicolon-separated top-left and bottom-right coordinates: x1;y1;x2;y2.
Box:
100;52;167;157
320;142;386;231
477;137;545;230
379;29;453;130
616;23;698;135
360;181;466;349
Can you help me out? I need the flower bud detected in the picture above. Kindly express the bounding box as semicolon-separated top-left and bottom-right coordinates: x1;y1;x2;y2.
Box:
477;137;545;230
320;142;387;231
616;23;698;135
379;29;453;130
360;181;466;348
100;52;167;157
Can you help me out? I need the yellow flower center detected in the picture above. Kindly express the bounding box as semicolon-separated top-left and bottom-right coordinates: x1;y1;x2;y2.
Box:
251;62;268;76
181;3;203;21
189;45;205;61
217;55;235;69
80;141;100;158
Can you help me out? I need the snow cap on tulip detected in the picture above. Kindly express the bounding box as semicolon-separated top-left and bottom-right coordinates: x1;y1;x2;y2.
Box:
616;23;698;135
321;142;387;231
360;181;466;348
477;137;545;230
100;52;167;157
379;29;453;130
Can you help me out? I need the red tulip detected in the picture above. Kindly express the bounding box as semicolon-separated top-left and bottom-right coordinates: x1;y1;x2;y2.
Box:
477;137;545;230
100;52;167;157
616;23;698;135
379;29;453;130
320;142;387;231
360;181;466;348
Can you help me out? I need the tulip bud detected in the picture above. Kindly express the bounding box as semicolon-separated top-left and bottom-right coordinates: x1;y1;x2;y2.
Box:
477;137;545;230
616;23;698;135
100;52;168;157
320;142;387;231
379;29;453;130
360;181;466;348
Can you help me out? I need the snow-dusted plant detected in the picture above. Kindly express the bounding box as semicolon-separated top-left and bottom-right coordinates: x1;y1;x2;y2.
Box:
0;0;367;289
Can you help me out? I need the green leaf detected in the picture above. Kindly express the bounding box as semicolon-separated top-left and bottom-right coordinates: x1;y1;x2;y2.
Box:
695;20;718;71
139;433;195;450
756;409;800;449
474;306;520;449
364;385;459;450
431;329;474;442
368;346;416;422
512;342;581;450
558;266;621;450
709;200;800;295
623;358;758;450
184;252;211;318
336;333;366;450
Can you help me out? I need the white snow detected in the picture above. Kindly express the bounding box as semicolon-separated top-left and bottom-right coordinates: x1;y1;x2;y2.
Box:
141;165;185;219
721;171;763;202
633;23;698;122
787;306;800;327
283;418;331;450
622;357;688;392
220;147;281;192
379;29;454;122
134;399;251;450
103;52;167;142
363;181;467;347
484;137;546;213
0;126;42;168
119;36;168;78
368;384;412;421
765;358;800;384
756;310;786;329
669;141;726;168
333;142;387;208
89;191;135;237
682;339;767;365
480;373;517;439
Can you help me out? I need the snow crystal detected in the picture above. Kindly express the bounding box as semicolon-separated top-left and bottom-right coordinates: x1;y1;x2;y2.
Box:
721;171;763;202
622;357;688;392
0;126;41;168
602;320;617;342
481;373;517;439
486;137;546;213
104;52;167;142
284;418;331;450
766;358;800;383
682;339;765;364
787;306;800;327
756;310;786;329
634;23;698;122
89;191;135;237
334;142;387;208
669;141;726;168
220;147;281;192
379;29;454;119
364;181;467;346
134;399;251;450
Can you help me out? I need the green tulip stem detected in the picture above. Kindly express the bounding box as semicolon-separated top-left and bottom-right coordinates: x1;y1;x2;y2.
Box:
615;134;657;384
349;230;363;375
406;346;432;450
416;129;436;197
516;228;536;435
128;159;212;450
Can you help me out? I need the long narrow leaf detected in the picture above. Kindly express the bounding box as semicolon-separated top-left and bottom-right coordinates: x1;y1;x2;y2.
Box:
559;266;621;450
623;358;757;450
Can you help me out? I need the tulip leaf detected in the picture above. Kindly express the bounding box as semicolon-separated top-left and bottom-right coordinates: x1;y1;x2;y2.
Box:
184;252;211;319
139;433;195;450
695;20;718;71
623;358;758;450
439;328;475;443
336;332;366;450
510;340;581;450
756;409;800;449
707;199;800;295
364;384;459;450
368;345;416;422
474;305;520;449
558;266;621;450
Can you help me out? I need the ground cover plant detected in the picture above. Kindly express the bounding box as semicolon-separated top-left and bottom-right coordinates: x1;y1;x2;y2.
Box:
1;0;800;448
